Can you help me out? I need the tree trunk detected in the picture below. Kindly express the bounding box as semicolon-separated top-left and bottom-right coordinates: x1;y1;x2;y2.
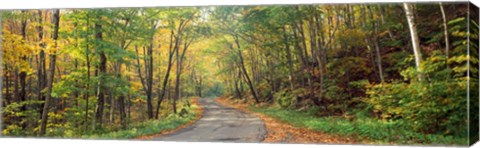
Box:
198;76;202;97
196;75;203;97
94;13;106;129
171;20;188;115
307;17;317;100
118;95;126;129
174;42;188;114
109;91;115;124
146;22;156;119
73;59;79;107
126;65;132;126
19;11;28;129
134;46;148;118
295;19;314;100
5;69;10;106
234;64;242;99
291;25;307;88
314;12;325;105
134;21;157;119
115;17;131;128
39;9;60;136
403;3;423;75
174;24;193;114
374;41;385;83
84;12;91;132
439;2;450;59
36;10;47;117
146;48;153;119
234;35;259;103
367;5;385;83
155;30;176;119
168;80;172;101
174;42;180;114
282;26;295;90
14;70;19;104
379;5;395;40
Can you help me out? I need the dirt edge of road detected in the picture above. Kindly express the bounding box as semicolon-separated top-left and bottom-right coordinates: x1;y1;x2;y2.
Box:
134;98;205;140
216;97;370;144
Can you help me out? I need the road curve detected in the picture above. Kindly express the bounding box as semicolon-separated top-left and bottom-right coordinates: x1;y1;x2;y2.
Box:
150;98;267;143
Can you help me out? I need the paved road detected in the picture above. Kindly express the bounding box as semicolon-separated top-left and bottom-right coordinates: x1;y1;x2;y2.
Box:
151;98;266;143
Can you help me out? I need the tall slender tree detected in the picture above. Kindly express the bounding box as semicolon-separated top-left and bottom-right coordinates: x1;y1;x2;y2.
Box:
439;2;450;59
403;3;423;75
39;9;60;136
94;11;107;129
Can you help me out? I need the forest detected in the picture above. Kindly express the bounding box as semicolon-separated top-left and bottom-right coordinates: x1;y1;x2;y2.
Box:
1;2;479;145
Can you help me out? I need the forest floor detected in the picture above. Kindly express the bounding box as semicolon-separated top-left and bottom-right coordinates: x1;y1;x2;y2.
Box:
216;97;373;144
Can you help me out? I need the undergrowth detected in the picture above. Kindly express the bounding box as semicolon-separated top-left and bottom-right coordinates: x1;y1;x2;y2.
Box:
249;106;468;146
82;103;199;139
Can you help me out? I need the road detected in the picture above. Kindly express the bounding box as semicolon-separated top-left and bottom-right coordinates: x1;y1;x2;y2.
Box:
151;98;267;143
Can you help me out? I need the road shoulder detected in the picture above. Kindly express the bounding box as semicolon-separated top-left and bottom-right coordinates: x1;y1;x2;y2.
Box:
134;98;205;140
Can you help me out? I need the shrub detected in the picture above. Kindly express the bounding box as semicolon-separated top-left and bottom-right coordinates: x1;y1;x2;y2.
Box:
273;88;296;109
364;52;469;136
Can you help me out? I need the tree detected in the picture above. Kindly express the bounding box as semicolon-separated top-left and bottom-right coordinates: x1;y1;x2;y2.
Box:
233;34;260;103
93;10;107;129
171;9;199;114
403;3;423;75
439;2;450;59
135;19;157;119
18;10;28;130
366;5;385;83
35;10;47;117
155;29;176;119
39;9;60;136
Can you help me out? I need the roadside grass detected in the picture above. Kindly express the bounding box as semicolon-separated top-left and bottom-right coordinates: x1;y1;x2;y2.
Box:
82;100;200;139
249;106;468;146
